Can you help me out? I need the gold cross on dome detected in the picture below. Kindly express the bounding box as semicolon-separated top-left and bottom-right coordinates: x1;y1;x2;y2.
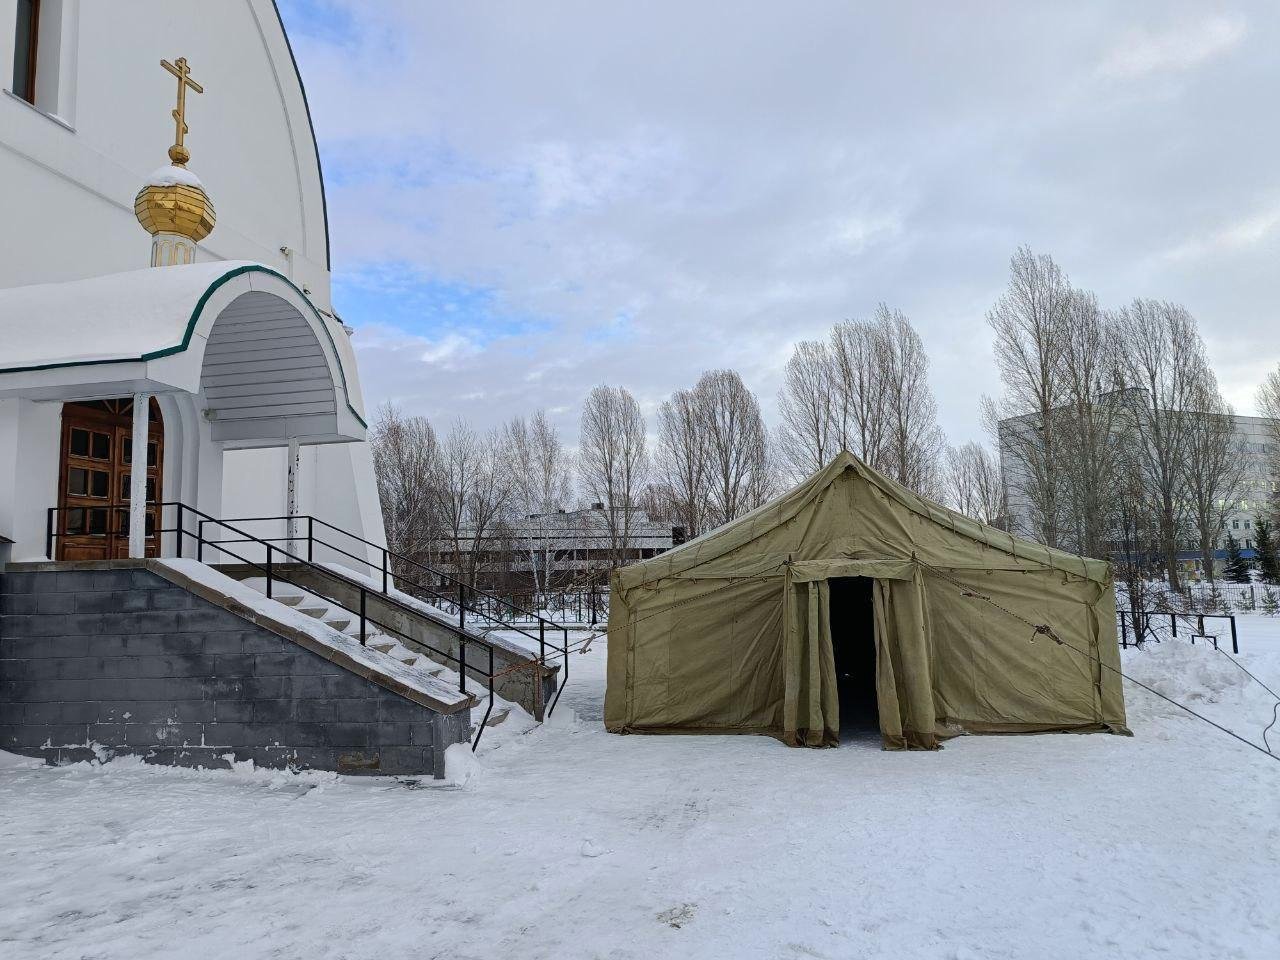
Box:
161;56;204;166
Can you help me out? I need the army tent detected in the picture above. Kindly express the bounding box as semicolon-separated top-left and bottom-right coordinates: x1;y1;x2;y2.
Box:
604;452;1129;749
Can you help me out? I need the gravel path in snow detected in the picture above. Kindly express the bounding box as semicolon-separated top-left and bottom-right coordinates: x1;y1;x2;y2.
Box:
1;625;1278;960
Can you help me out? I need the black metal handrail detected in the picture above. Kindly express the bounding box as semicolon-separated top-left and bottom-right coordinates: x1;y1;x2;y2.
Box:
45;502;530;748
216;512;572;716
1117;608;1239;654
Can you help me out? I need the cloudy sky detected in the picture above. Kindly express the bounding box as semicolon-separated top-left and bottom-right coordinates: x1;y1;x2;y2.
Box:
277;1;1280;445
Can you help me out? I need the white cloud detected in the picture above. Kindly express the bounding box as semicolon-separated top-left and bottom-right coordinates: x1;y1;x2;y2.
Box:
1164;200;1280;261
282;2;1280;441
1098;15;1246;81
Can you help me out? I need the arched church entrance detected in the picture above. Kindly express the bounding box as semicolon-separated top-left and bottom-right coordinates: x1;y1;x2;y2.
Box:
56;398;164;560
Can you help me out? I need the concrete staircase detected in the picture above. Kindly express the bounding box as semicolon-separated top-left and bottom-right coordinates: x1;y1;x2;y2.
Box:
239;577;511;729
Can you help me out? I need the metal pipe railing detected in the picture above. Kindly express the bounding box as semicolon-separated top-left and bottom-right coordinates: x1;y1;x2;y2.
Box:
46;502;508;749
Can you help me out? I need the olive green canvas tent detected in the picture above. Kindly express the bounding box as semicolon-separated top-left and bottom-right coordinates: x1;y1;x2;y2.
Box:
604;452;1129;749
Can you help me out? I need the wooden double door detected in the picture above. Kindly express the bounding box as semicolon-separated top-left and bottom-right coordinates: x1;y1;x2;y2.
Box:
55;399;164;561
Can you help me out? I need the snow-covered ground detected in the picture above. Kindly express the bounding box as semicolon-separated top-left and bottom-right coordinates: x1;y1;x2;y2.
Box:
2;622;1278;959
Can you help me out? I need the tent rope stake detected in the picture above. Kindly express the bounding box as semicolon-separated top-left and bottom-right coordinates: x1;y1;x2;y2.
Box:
917;557;1280;765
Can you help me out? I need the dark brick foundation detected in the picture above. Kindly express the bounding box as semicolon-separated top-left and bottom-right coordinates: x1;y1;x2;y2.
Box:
0;564;472;777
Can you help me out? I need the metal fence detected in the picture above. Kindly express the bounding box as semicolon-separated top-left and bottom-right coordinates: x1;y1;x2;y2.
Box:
474;587;610;627
1146;581;1280;615
1117;609;1239;653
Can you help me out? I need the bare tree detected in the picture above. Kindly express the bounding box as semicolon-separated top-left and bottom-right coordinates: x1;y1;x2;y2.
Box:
438;420;512;588
656;387;710;539
1258;367;1280;520
876;305;945;497
829;318;890;470
945;442;1006;527
694;369;774;527
1055;292;1127;558
1184;384;1246;584
369;403;442;565
987;246;1072;547
1111;444;1164;614
776;339;836;478
579;385;649;568
1114;299;1213;591
503;410;572;596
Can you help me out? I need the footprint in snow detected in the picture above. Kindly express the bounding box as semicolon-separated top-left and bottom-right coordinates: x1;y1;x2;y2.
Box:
657;903;697;929
580;839;610;858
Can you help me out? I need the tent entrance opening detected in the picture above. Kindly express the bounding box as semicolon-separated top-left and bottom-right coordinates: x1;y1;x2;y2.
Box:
828;576;878;734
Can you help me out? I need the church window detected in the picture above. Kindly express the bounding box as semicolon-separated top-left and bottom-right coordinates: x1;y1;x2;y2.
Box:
67;468;108;498
85;508;107;536
122;438;157;466
120;475;157;503
117;510;156;537
11;0;39;105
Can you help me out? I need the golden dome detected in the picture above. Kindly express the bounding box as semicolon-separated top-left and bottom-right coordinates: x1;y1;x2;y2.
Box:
134;166;216;242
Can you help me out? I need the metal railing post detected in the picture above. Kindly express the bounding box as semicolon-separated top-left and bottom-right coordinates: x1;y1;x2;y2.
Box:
459;637;467;694
382;549;389;594
359;588;367;645
1171;613;1176;637
46;508;55;560
539;619;546;665
174;503;183;559
308;516;314;564
1119;612;1128;648
1230;615;1238;654
266;543;273;599
459;583;466;632
197;519;205;563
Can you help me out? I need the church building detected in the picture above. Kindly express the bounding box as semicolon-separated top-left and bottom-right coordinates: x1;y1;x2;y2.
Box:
0;2;558;776
0;0;382;564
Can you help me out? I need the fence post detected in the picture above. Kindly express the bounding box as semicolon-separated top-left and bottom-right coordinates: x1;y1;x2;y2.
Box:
1251;585;1256;607
1171;613;1177;638
1230;616;1238;655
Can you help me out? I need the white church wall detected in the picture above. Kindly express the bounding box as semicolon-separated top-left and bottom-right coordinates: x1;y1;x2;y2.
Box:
0;399;17;559
0;0;329;303
0;399;62;561
220;444;385;574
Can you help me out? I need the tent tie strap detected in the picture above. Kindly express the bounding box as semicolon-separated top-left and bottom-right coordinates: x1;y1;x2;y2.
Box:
1030;623;1063;645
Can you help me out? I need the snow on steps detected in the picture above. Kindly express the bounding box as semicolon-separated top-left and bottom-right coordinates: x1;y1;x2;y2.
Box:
155;559;469;713
239;577;513;730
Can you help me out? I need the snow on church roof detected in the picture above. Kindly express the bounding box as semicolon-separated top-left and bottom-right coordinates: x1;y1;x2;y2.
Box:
0;260;264;370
